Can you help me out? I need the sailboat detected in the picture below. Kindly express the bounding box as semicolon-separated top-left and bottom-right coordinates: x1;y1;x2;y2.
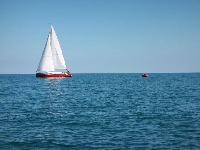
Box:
36;25;72;78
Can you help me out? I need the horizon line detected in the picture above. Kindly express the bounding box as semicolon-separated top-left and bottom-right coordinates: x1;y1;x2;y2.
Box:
0;72;200;75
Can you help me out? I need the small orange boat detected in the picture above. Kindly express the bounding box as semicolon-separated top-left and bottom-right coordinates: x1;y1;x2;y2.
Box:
142;73;148;77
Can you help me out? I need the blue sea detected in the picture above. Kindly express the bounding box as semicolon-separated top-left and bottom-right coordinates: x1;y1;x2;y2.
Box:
0;73;200;149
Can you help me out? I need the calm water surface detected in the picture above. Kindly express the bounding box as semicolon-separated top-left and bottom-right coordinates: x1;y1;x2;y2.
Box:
0;73;200;149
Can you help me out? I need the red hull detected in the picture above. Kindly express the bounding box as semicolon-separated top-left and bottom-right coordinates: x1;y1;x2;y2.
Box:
36;73;72;78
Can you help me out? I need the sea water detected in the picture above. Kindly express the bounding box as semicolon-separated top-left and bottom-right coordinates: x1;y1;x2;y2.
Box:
0;73;200;149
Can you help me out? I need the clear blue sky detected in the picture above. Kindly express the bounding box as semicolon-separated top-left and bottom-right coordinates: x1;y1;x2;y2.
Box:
0;0;200;73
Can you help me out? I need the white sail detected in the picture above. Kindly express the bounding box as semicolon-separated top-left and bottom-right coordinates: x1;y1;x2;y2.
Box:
50;25;67;70
37;33;55;72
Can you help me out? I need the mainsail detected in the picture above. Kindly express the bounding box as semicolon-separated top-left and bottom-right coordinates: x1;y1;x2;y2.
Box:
50;25;66;70
37;25;67;72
